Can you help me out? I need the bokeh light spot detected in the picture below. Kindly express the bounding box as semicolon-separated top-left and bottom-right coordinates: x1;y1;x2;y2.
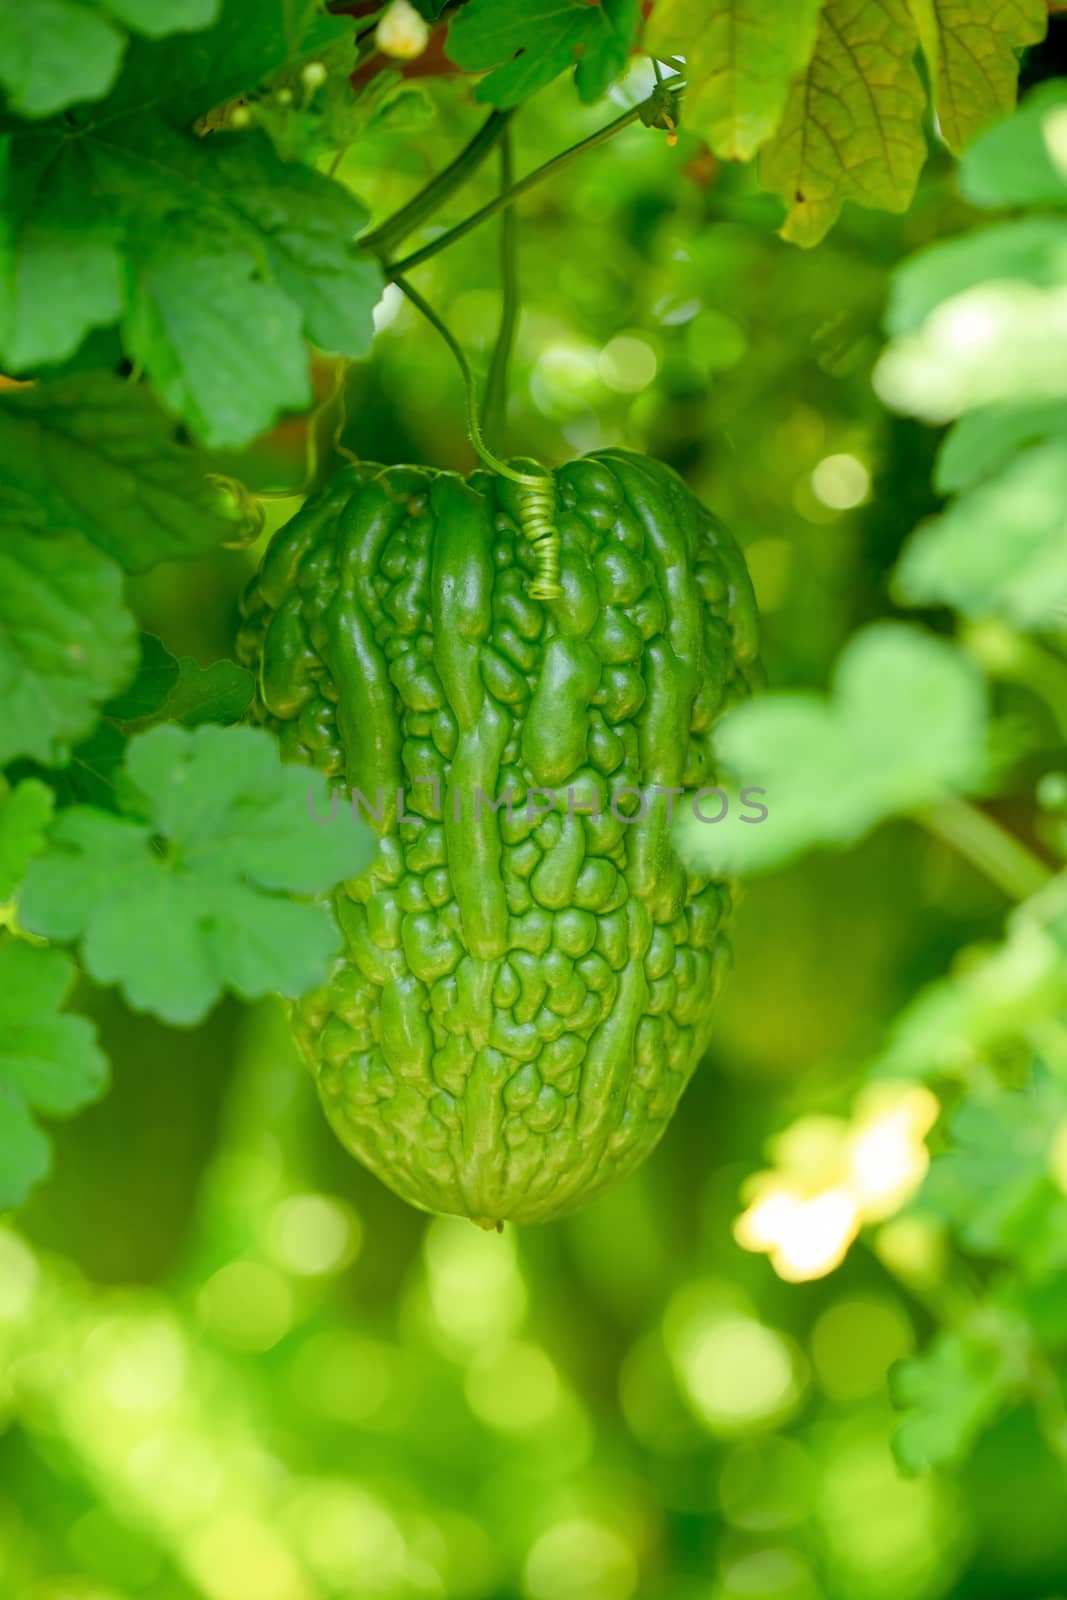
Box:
598;335;658;393
811;453;870;509
197;1261;293;1352
671;1312;803;1434
0;1229;39;1322
465;1340;561;1432
810;1295;914;1402
183;1514;311;1600
423;1216;527;1347
268;1193;361;1277
524;1519;637;1600
530;344;603;419
719;1436;814;1532
715;1545;819;1599
92;1318;186;1415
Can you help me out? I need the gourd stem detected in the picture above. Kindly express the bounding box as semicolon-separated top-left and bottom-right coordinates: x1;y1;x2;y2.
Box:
391;273;539;488
916;797;1054;901
383;99;660;277
482;126;518;448
360;109;514;258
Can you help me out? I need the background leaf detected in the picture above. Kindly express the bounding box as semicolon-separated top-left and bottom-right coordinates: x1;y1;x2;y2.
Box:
893;438;1067;630
0;375;243;569
0;526;137;767
0;778;54;900
0;0;219;120
959;78;1067;207
892;1325;1022;1471
677;623;988;874
103;633;181;722
149;657;255;729
0;939;109;1209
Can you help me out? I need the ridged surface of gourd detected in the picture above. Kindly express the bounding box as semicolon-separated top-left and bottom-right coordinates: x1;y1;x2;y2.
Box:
238;450;759;1224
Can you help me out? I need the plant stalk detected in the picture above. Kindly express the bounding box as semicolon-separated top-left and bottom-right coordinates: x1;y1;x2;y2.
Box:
481;126;518;449
916;797;1054;901
360;109;514;259
383;101;652;277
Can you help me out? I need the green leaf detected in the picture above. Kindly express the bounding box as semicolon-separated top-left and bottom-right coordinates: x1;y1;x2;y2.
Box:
876;244;1067;424
936;399;1067;493
646;0;824;162
0;939;109;1211
959;80;1067;208
151;656;255;728
909;0;1046;155
446;0;642;108
676;623;988;875
0;778;54;901
50;720;128;810
873;917;1067;1081
0;0;219;121
891;1324;1022;1472
85;0;347;129
103;633;180;721
922;1074;1067;1265
0;375;242;570
20;724;376;1025
759;0;927;246
883;217;1067;337
123;215;310;449
0;525;138;767
1;119;381;446
0;133;126;372
894;439;1067;631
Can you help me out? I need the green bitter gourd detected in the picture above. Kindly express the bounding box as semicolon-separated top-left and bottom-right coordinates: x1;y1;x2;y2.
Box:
238;449;759;1225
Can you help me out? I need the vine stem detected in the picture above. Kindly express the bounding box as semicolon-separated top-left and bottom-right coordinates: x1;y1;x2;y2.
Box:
481;125;518;448
915;797;1054;901
360;109;514;258
382;99;661;278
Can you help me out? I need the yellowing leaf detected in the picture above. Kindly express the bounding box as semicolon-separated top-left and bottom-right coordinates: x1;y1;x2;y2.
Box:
909;0;1048;154
646;0;825;161
759;0;927;246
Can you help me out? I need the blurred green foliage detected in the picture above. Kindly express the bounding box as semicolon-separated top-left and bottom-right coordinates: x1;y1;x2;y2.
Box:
3;12;1067;1600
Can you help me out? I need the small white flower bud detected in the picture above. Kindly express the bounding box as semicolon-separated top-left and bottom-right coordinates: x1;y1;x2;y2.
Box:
376;0;430;60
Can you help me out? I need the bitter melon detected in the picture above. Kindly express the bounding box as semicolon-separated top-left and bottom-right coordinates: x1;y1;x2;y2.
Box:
238;449;759;1225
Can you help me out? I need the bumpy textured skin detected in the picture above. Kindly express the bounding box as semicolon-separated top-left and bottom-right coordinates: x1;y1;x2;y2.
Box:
238;450;759;1225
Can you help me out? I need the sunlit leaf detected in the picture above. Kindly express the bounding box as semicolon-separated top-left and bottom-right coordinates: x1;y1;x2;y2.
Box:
646;0;824;161
909;0;1046;155
759;0;926;246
